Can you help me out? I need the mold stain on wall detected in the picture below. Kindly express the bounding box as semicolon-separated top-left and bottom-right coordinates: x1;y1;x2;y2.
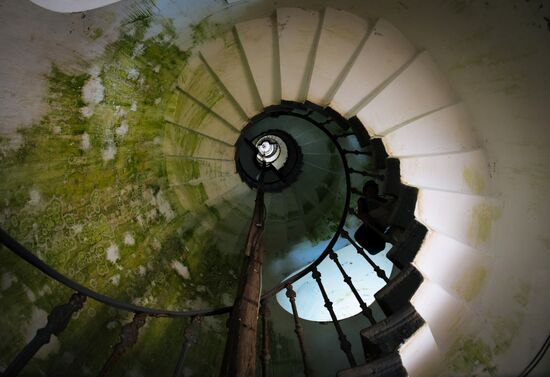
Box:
468;203;501;247
0;5;243;376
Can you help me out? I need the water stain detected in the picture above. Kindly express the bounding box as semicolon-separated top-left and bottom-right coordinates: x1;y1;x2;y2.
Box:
463;166;486;194
454;265;487;301
468;204;501;246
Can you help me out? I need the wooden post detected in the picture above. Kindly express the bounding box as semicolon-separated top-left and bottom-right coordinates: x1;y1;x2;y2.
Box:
219;183;266;377
260;301;271;377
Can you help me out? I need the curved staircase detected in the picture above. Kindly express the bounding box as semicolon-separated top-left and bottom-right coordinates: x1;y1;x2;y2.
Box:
0;4;508;377
158;6;494;376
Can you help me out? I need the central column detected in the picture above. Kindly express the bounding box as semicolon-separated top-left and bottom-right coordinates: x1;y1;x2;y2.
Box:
219;183;265;377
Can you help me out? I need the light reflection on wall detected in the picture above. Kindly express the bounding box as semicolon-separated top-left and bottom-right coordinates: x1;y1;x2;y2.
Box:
276;242;394;321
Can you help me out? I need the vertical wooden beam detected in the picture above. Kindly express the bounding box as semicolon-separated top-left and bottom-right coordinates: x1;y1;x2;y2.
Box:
219;186;266;377
260;300;271;377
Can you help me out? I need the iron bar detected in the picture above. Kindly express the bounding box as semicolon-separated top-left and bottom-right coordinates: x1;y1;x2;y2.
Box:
260;300;271;377
328;250;376;324
0;227;231;318
311;267;357;367
259;109;353;301
286;285;311;377
3;293;86;377
341;230;389;283
173;316;202;377
349;167;384;180
98;312;148;377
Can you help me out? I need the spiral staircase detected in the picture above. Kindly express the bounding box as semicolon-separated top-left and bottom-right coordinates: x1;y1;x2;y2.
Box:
1;1;550;377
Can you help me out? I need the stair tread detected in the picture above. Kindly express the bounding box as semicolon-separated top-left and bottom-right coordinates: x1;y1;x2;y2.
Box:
177;55;248;130
399;149;490;195
164;125;235;160
375;264;423;317
386;220;428;269
361;304;424;362
200;30;263;118
415;189;496;251
356;51;457;136
337;352;407;377
277;7;321;102
332;18;416;117
382;103;479;157
235;16;280;107
308;8;368;105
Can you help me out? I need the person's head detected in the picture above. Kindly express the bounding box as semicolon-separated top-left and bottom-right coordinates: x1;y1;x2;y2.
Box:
362;180;379;198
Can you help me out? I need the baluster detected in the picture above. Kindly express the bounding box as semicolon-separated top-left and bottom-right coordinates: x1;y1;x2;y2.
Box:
341;230;389;283
260;300;271;377
349;167;384;180
219;179;265;377
311;267;357;367
3;293;86;377
173;316;202;377
328;250;376;324
343;149;372;156
285;285;311;377
98;312;147;377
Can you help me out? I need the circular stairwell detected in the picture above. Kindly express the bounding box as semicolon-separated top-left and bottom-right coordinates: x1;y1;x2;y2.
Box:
162;7;494;376
2;1;549;377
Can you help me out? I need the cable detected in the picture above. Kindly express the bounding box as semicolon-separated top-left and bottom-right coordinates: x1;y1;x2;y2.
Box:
518;334;550;377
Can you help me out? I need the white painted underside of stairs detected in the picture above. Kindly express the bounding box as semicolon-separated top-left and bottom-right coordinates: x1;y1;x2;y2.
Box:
307;8;368;106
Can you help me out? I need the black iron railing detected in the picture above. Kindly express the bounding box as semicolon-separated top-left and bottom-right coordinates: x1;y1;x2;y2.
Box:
0;101;414;377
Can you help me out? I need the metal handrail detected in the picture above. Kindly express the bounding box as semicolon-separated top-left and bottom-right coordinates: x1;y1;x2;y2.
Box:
0;227;231;318
0;102;363;316
257;108;353;300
